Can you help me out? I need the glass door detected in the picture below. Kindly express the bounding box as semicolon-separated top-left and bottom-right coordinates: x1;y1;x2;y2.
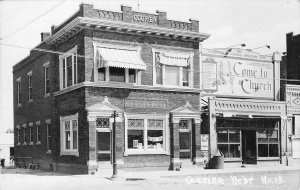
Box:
179;120;192;160
97;132;111;162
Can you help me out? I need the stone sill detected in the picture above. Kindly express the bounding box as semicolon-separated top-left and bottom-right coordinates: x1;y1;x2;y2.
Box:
54;81;201;96
124;150;169;156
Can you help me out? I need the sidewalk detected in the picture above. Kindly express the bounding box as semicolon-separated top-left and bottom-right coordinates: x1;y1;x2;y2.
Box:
89;159;300;181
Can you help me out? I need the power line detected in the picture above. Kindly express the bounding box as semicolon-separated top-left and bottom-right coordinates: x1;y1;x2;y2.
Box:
0;0;66;41
2;42;300;83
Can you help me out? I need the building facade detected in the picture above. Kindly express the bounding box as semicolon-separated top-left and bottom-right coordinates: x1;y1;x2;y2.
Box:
13;4;210;174
200;48;289;167
283;33;300;159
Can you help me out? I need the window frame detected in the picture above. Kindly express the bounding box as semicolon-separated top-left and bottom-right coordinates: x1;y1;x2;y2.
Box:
16;125;20;145
97;67;139;84
17;77;21;107
124;114;169;155
60;113;79;156
29;123;33;145
27;71;33;101
36;121;41;144
152;49;194;88
46;120;51;153
22;124;27;145
217;129;242;160
257;129;279;158
59;46;78;90
44;62;50;96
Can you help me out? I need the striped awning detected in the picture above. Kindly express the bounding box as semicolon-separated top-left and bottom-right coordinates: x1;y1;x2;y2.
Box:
96;47;146;70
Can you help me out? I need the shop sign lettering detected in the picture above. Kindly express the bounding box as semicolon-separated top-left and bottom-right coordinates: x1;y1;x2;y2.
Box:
133;14;157;24
202;56;274;99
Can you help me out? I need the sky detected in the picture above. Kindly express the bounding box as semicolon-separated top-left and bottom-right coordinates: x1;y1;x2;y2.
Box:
0;0;300;133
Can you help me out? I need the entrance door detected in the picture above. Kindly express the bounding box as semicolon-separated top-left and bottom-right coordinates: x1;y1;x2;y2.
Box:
179;120;192;160
97;132;111;162
242;130;257;164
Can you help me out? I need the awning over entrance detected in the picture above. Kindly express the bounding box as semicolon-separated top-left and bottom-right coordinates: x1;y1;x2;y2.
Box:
96;47;147;70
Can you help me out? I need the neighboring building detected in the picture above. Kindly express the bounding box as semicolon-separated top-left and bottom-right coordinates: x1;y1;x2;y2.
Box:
0;130;14;167
283;32;300;159
200;48;288;167
13;3;210;174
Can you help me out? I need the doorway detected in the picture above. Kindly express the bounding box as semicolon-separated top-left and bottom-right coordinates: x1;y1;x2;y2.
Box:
242;130;257;164
179;120;192;161
97;132;111;163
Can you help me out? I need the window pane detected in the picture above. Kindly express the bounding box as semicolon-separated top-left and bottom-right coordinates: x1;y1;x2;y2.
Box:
218;144;229;158
63;59;66;88
268;130;278;143
179;132;190;149
109;67;125;82
217;130;228;143
98;67;106;81
96;118;109;128
46;80;50;94
128;119;144;129
269;144;279;157
165;65;179;86
128;130;143;149
182;67;189;86
179;120;189;130
258;130;268;143
229;130;240;143
73;53;77;84
147;130;163;149
229;144;240;158
67;56;73;87
258;144;268;157
73;130;77;149
129;69;136;83
155;53;162;85
65;121;70;149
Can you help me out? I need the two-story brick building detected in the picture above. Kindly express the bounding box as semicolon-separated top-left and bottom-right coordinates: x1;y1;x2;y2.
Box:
13;3;210;174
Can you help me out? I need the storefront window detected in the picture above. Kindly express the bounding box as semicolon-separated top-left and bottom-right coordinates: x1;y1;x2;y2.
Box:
217;129;241;158
258;129;279;157
127;117;166;152
128;119;144;149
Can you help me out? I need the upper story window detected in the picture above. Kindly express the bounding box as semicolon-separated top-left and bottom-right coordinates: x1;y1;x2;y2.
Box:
46;120;52;153
59;46;78;90
154;50;193;88
44;62;50;95
27;71;33;101
93;43;146;84
16;77;21;106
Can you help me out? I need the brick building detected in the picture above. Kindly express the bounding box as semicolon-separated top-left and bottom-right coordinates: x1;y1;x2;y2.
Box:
13;3;210;174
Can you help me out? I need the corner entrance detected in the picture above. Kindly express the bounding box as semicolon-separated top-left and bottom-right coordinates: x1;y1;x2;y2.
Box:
242;130;257;164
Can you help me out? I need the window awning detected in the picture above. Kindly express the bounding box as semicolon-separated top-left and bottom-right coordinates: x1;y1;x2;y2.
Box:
96;47;146;70
157;52;191;67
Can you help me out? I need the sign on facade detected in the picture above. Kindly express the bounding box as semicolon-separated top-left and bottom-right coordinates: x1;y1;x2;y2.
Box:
202;55;274;99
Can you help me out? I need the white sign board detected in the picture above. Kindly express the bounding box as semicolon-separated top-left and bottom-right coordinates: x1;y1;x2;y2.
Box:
202;56;274;99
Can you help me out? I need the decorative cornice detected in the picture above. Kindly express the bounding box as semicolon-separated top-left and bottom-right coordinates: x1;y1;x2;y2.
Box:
45;17;209;45
210;98;286;116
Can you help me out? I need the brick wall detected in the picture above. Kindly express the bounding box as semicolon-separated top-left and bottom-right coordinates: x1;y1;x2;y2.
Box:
13;51;54;170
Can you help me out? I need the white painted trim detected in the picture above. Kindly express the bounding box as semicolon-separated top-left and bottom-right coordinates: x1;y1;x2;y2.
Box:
43;61;50;67
16;77;21;82
27;71;32;76
125;114;168;155
60;113;79;156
